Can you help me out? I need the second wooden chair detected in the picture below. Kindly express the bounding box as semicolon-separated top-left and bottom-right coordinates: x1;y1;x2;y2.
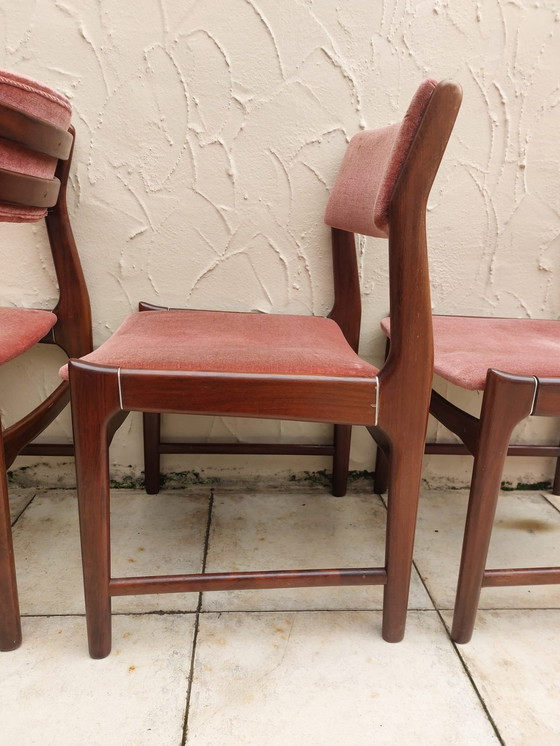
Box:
62;78;462;658
0;70;91;651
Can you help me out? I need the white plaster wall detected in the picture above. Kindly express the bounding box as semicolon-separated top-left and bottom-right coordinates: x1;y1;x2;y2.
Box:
0;0;558;487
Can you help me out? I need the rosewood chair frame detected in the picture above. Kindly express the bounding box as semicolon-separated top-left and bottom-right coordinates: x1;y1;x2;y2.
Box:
374;380;560;495
68;80;462;658
376;342;560;499
424;435;560;496
0;101;92;651
374;244;560;643
446;370;560;642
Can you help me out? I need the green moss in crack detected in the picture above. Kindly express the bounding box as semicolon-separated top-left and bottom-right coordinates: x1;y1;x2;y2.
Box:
109;475;145;489
288;470;331;487
161;470;219;489
288;469;375;487
501;480;552;492
347;470;375;483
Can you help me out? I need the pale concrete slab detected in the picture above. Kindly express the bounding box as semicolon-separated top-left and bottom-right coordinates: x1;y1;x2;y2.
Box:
187;610;499;745
202;491;432;612
12;489;210;614
0;613;195;746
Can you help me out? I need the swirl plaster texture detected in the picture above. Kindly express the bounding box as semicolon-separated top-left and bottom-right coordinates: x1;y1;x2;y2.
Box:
0;0;558;486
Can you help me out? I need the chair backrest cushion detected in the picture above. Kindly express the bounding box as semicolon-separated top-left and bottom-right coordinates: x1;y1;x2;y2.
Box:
0;70;72;223
324;79;437;238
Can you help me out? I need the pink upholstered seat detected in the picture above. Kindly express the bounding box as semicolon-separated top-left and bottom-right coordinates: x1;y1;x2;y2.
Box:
0;307;56;365
0;69;72;223
381;315;560;390
60;310;378;380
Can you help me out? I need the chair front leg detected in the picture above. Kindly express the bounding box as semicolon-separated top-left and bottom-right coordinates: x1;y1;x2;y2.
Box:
380;422;426;643
0;432;21;651
451;371;536;644
70;363;122;658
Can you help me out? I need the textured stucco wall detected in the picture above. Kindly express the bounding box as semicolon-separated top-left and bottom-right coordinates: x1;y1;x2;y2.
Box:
0;0;559;487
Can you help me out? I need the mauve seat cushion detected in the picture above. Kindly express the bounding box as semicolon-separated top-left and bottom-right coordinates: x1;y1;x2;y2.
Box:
60;310;378;380
380;316;560;390
0;69;72;222
0;307;56;365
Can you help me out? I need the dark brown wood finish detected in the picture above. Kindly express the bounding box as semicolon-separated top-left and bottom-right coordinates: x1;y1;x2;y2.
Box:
376;312;560;640
450;371;538;642
0;106;92;651
3;128;92;468
69;80;462;657
391;331;560;642
0;426;21;651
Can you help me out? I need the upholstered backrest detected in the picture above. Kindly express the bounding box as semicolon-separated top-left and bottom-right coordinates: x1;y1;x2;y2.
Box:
0;70;72;223
324;79;438;238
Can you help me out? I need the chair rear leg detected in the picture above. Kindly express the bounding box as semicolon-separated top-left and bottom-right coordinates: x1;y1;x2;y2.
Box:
332;424;351;497
0;449;21;651
552;443;560;496
143;412;161;495
381;431;425;642
451;372;536;643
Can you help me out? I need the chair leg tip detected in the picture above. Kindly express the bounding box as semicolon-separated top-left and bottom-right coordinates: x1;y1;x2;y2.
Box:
0;633;22;652
89;646;112;659
382;626;405;643
451;630;473;645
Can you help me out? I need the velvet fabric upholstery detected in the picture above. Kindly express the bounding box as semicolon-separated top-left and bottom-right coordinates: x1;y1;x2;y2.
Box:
0;69;72;223
60;310;379;380
381;316;560;390
0;307;56;365
324;78;438;237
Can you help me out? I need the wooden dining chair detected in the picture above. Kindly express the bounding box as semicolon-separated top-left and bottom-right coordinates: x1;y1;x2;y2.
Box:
0;70;92;651
62;78;462;658
380;315;560;643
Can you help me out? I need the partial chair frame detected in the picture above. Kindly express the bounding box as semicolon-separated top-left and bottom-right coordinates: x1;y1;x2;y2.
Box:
68;80;462;658
375;340;560;498
426;387;560;495
0;101;92;651
433;370;560;643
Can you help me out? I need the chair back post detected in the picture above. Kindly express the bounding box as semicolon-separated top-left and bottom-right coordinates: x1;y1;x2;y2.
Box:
328;227;361;352
45;125;92;358
379;81;462;403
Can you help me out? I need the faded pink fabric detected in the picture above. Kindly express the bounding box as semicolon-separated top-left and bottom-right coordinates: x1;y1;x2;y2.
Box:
0;307;56;365
381;316;560;390
324;79;438;238
0;69;72;223
59;310;379;380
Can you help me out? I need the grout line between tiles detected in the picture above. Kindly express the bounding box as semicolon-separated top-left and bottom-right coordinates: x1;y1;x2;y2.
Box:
181;487;215;746
542;493;560;516
413;557;505;745
10;489;39;527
